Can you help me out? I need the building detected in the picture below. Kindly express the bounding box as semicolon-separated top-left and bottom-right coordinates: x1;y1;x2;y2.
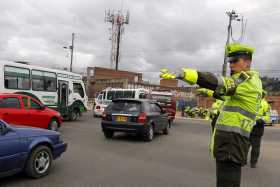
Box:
87;67;142;83
160;79;178;87
86;66;195;99
86;67;143;98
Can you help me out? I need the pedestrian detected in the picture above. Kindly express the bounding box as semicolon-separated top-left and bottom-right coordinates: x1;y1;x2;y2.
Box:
249;91;271;168
178;98;186;117
160;43;262;187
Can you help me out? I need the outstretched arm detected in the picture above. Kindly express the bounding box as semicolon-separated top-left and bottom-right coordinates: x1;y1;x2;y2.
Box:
160;68;249;97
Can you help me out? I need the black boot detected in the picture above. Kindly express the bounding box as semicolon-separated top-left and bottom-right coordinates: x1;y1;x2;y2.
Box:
250;163;257;168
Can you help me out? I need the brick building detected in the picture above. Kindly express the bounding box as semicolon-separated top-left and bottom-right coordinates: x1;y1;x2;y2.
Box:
87;67;142;83
160;79;178;87
85;66;195;99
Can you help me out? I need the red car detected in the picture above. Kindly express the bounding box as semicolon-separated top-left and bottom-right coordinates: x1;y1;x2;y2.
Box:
0;93;62;131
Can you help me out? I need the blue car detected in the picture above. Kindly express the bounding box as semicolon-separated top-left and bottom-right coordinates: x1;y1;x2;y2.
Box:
0;120;67;178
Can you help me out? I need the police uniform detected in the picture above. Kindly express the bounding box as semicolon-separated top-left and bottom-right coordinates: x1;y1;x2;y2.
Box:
160;43;262;187
197;88;224;131
250;97;270;168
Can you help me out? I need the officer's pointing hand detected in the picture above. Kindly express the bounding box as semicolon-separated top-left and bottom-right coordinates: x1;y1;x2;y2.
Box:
160;68;177;79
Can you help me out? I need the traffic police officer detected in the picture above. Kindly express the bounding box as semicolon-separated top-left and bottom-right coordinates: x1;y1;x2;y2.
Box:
250;91;271;168
160;43;262;187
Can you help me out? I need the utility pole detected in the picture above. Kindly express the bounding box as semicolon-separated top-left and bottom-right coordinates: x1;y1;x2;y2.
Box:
105;10;129;70
70;33;74;72
63;33;75;72
222;10;241;76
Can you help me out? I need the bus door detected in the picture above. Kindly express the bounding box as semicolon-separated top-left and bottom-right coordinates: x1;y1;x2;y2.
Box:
58;80;69;112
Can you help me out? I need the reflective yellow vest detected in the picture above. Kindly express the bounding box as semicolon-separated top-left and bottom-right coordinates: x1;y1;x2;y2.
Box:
210;71;262;154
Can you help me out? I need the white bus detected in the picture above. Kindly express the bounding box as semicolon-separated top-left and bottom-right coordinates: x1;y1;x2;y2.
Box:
0;60;88;121
93;88;150;117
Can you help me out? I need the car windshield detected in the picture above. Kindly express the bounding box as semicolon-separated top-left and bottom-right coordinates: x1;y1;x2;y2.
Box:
107;101;141;113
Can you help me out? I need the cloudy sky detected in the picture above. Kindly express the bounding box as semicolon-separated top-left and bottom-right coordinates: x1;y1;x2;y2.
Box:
0;0;280;83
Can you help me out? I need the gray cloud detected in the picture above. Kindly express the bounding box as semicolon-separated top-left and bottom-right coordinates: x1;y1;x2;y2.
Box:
0;0;279;83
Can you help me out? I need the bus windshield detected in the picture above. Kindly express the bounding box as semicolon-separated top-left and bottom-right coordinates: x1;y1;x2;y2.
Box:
105;90;136;100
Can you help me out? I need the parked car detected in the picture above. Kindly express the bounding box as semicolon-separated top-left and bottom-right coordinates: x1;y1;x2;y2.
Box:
0;93;62;131
101;99;170;141
268;110;279;126
0;120;67;178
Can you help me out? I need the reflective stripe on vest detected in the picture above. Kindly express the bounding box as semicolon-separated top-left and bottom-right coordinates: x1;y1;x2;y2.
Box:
215;124;250;138
223;106;256;120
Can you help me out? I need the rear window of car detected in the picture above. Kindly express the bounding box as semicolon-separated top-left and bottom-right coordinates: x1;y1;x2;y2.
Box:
107;101;142;113
0;97;21;109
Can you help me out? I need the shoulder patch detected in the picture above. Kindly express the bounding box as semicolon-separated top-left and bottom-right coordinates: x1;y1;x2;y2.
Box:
235;72;250;85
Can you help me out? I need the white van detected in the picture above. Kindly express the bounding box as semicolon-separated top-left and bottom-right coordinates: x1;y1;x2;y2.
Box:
93;88;150;117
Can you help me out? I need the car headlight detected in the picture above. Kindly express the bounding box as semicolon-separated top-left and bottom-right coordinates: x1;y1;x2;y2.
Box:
57;135;63;143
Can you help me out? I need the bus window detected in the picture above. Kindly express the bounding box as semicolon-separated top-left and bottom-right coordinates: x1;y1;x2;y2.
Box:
107;91;115;100
97;94;103;100
123;91;135;98
44;72;57;91
73;83;85;98
32;70;57;92
115;91;124;99
97;91;105;100
4;66;30;90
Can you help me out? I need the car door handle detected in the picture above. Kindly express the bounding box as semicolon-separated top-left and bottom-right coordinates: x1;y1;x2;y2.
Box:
3;112;9;115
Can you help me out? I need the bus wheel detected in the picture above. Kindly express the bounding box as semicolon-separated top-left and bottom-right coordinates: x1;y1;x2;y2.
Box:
70;109;79;121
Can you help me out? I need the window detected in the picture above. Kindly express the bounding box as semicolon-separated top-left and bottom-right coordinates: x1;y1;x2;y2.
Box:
0;98;21;109
107;91;115;100
4;66;30;90
108;101;141;113
97;94;103;100
139;93;147;99
30;99;41;109
32;70;57;92
123;91;135;98
151;103;162;113
22;97;29;108
73;83;85;98
115;91;124;99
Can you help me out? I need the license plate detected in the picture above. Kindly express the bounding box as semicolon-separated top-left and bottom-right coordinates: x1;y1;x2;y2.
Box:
116;116;127;122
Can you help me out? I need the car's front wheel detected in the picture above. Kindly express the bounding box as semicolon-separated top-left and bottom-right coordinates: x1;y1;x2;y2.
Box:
25;145;53;178
143;125;154;142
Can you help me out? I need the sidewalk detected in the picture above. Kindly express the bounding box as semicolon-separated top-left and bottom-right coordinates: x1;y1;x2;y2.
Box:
175;112;209;121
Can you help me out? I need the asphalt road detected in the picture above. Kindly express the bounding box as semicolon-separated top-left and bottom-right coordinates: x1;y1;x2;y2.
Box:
1;112;280;187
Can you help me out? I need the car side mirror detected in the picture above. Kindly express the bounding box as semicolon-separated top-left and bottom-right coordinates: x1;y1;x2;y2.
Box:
0;122;10;135
40;105;46;110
